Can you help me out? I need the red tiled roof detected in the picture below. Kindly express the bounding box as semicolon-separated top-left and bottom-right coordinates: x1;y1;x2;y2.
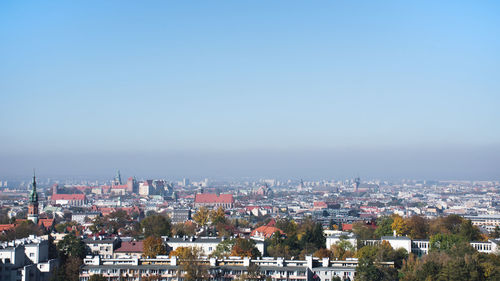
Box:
342;224;353;231
314;201;328;208
194;193;234;204
52;194;86;201
250;226;284;238
39;219;54;229
0;224;16;231
115;241;143;253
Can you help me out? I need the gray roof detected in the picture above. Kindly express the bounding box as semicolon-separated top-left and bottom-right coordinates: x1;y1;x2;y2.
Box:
83;264;308;271
312;266;356;271
381;236;411;240
83;238;118;244
163;237;223;243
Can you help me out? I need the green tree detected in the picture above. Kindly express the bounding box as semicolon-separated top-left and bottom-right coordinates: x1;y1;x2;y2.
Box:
352;221;376;240
356;257;383;281
89;216;107;234
107;210;131;234
88;274;107;281
140;214;171;237
300;222;325;250
458;219;481;242
375;216;394;238
211;238;235;258
48;234;58;259
275;218;297;236
57;233;87;259
429;233;464;252
438;258;469;281
492;226;500;239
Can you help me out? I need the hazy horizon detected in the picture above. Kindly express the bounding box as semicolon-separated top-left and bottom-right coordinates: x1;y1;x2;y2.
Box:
1;1;499;179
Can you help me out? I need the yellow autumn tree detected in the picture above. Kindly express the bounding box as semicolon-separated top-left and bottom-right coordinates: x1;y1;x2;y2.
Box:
391;214;409;236
209;207;226;225
192;207;210;227
143;236;166;258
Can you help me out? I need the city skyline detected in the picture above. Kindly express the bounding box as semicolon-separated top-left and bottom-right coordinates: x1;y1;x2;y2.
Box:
1;1;499;179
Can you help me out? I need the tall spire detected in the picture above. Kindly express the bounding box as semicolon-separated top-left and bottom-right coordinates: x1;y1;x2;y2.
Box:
28;169;39;224
32;169;36;191
30;169;38;203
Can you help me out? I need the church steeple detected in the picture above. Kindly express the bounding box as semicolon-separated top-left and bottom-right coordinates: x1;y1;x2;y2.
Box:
27;170;39;224
29;170;38;203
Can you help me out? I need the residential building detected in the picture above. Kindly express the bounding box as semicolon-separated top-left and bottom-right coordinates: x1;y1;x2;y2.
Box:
464;215;500;232
113;241;143;258
0;235;58;281
83;237;121;258
80;255;393;281
194;193;234;209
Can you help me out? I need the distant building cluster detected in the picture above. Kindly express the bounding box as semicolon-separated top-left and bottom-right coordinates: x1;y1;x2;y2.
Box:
0;172;499;280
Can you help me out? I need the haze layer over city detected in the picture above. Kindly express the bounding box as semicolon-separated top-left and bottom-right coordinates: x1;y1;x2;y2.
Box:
1;1;499;181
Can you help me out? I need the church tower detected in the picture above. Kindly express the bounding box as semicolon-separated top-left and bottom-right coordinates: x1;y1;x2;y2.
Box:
27;171;39;224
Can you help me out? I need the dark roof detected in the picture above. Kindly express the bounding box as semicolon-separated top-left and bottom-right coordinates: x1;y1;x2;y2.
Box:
164;237;223;243
381;236;411;240
115;241;143;253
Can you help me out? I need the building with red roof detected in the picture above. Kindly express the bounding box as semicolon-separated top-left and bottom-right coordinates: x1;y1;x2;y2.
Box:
114;241;144;258
38;218;55;230
51;193;87;206
313;201;328;209
250;225;284;239
0;218;54;233
342;224;353;231
0;224;16;232
194;193;234;208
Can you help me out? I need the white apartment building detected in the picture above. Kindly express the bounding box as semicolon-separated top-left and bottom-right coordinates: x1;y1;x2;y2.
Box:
80;255;394;281
464;215;500;232
0;235;58;281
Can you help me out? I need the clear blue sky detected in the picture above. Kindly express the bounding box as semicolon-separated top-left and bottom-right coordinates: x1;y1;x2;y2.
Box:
1;1;499;179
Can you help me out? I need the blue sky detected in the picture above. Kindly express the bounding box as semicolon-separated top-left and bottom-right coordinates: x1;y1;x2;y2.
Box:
1;1;499;179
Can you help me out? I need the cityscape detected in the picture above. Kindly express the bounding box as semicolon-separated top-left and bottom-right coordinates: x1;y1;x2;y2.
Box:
1;1;500;281
1;173;499;280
